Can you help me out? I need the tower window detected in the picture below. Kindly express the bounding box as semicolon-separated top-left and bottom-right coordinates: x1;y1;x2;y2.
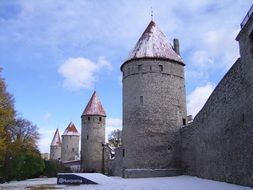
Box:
88;117;90;121
99;117;102;122
87;135;89;140
159;65;163;72
149;65;152;71
182;118;186;125
138;65;142;72
122;149;125;157
72;148;75;152
140;96;143;105
242;113;245;122
250;32;253;58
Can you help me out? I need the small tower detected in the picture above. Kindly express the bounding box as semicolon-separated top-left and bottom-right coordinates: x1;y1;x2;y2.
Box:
61;122;80;162
121;20;187;177
81;91;106;173
50;128;61;160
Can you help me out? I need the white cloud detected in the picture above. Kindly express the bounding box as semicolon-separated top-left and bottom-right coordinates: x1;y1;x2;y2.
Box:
106;118;122;142
186;70;209;81
190;50;214;68
107;118;122;128
58;56;112;90
42;112;52;121
187;83;215;117
38;129;56;153
203;29;239;68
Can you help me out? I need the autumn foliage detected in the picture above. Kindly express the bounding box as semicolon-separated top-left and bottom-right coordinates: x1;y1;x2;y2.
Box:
0;68;44;181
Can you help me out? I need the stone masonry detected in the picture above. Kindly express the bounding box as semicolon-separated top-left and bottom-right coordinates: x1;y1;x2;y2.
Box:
50;128;61;160
121;21;187;178
81;91;106;173
61;122;80;162
181;9;253;187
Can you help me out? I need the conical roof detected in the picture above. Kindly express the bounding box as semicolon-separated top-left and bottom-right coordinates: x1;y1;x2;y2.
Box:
82;91;106;116
50;128;61;146
62;122;80;136
123;20;183;65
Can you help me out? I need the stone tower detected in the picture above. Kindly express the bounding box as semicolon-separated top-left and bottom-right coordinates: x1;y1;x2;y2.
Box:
61;122;80;162
81;91;106;173
50;128;61;160
121;20;187;177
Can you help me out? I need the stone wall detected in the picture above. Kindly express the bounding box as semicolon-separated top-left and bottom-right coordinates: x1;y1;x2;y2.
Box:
181;57;253;186
107;147;123;176
121;58;187;176
181;13;253;187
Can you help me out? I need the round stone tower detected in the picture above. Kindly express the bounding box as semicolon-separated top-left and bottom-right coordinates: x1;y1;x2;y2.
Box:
50;128;61;160
121;20;187;177
81;91;106;173
61;122;80;162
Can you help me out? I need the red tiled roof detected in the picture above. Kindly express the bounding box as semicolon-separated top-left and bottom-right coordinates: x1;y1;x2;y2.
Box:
62;122;80;136
82;91;106;116
51;128;61;146
125;20;183;64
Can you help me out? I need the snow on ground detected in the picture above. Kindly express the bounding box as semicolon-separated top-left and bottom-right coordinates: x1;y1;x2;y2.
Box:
0;175;252;190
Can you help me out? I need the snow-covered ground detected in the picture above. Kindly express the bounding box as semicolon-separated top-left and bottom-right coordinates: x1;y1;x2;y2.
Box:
0;175;252;190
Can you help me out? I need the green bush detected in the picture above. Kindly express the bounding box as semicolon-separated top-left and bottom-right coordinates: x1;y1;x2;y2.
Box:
43;160;71;177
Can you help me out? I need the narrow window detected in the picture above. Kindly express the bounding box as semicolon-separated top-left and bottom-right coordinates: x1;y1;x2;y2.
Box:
140;96;143;105
88;117;90;121
87;135;89;140
182;118;186;125
72;148;75;152
99;117;102;122
138;65;142;72
122;149;125;157
159;65;163;72
149;65;152;71
242;113;245;122
250;32;253;58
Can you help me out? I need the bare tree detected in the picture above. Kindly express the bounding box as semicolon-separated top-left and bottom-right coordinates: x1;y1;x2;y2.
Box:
8;118;40;150
108;129;122;148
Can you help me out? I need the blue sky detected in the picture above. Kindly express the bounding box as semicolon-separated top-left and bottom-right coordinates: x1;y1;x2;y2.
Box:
0;0;252;153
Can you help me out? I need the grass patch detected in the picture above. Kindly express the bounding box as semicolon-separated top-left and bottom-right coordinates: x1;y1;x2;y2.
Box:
26;184;62;190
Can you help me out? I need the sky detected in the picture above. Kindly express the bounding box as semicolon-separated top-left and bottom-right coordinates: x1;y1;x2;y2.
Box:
0;0;252;153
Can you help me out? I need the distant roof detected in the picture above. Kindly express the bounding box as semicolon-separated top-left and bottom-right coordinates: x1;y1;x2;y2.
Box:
62;122;80;136
51;128;61;146
124;20;183;65
82;91;106;116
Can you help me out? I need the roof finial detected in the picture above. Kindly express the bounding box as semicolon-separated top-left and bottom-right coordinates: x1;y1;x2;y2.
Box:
151;7;153;21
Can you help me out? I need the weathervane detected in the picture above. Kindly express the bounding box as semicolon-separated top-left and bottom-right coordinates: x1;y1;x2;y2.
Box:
151;7;154;20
